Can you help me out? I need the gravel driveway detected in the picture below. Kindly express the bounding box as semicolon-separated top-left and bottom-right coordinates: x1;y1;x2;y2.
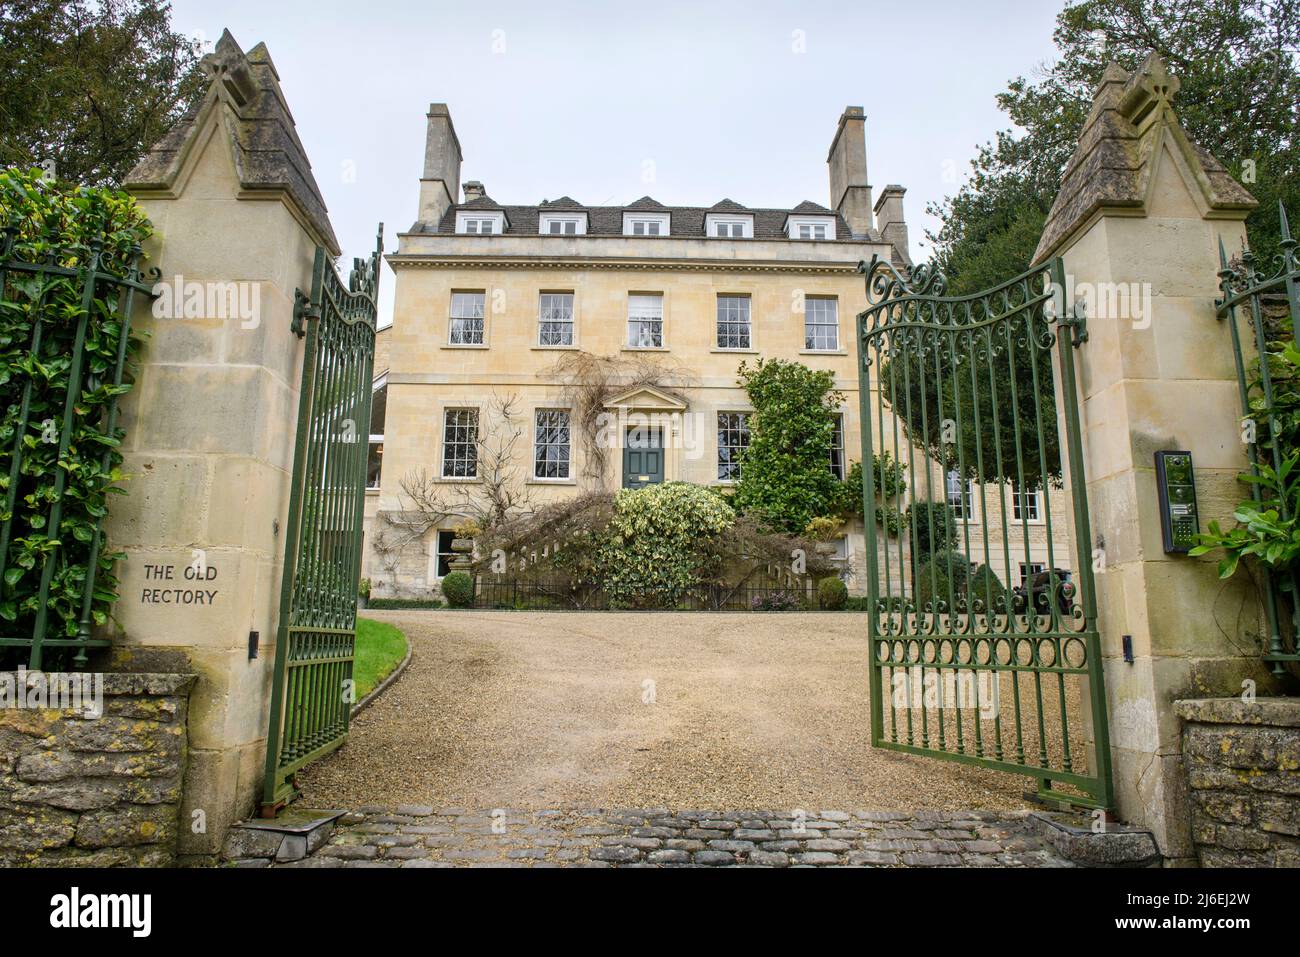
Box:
296;611;1046;811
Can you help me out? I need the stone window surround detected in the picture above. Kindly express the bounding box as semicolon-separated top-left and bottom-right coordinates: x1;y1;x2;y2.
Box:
802;295;840;352
447;289;489;348
1018;561;1046;587
1012;486;1045;524
716;407;752;484
367;374;387;492
626;291;668;350
830;411;845;480
537;290;577;348
440;404;481;480
531;407;573;482
715;293;753;351
946;468;977;523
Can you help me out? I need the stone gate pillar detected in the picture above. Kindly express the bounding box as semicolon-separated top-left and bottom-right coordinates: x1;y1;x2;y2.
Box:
111;30;342;861
1033;55;1280;864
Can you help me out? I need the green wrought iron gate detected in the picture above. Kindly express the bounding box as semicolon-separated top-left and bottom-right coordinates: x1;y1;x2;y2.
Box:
262;228;382;811
856;255;1113;810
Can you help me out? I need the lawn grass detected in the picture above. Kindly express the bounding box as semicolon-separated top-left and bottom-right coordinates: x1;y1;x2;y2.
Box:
352;617;409;702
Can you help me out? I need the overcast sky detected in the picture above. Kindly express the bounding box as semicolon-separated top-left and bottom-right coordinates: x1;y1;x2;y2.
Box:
168;0;1065;326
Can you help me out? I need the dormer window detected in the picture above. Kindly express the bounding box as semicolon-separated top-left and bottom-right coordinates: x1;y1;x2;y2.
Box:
705;213;754;239
785;217;837;240
785;215;836;241
623;212;670;237
455;210;506;234
539;212;587;235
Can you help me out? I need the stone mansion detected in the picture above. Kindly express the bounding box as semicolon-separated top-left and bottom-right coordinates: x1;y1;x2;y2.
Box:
362;103;1067;597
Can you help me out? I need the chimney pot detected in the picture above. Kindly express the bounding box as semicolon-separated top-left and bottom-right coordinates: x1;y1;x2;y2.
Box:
463;181;486;202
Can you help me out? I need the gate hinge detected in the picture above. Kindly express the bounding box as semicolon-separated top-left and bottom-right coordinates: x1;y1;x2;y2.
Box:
1060;300;1089;348
291;288;319;338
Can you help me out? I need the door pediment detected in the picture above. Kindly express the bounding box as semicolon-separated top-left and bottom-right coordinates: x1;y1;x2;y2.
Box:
603;385;688;411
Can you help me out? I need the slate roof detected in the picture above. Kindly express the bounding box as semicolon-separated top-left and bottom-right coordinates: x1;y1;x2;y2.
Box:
460;195;506;210
126;30;339;254
789;200;834;214
416;197;870;243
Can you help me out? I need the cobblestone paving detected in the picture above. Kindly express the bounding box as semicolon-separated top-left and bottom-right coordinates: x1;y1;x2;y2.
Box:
261;807;1071;868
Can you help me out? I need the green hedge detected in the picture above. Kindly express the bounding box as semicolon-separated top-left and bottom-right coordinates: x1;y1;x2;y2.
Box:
441;571;474;608
915;551;971;612
366;597;446;610
817;577;848;610
0;169;152;650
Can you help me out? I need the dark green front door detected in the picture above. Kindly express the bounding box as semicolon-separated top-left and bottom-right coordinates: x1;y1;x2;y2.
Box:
623;426;664;488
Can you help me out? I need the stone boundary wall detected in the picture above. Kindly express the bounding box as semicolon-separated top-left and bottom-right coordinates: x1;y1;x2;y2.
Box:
1176;698;1300;867
0;673;196;866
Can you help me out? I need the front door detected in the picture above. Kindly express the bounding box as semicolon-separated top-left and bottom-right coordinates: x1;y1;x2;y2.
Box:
623;426;664;488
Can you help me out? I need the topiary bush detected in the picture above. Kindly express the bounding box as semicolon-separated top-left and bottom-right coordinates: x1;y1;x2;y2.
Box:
0;168;153;661
967;564;1009;613
597;482;735;608
817;576;848;610
441;571;474;608
914;551;971;612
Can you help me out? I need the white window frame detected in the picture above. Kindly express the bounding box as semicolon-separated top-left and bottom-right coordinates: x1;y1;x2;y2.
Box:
1012;486;1043;523
538;292;575;347
627;293;664;348
705;214;754;239
717;411;751;483
533;409;572;481
715;295;752;350
946;469;976;522
434;529;457;579
455;210;506;234
1019;562;1046;587
830;413;845;480
441;407;480;479
623;212;671;237
786;215;836;240
803;296;840;351
448;291;487;346
366;376;387;491
539;212;587;235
